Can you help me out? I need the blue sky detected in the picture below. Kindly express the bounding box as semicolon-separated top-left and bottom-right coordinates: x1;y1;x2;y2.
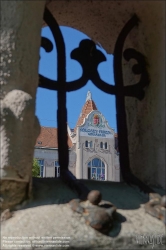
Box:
37;26;117;131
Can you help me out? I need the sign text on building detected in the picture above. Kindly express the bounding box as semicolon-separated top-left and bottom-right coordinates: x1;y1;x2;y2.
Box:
80;128;113;138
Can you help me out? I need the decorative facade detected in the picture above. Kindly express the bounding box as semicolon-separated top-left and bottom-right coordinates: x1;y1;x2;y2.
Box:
34;91;120;181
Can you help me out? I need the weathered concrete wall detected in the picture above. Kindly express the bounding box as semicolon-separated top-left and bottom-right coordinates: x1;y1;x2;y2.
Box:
46;0;165;189
0;1;46;210
126;3;165;189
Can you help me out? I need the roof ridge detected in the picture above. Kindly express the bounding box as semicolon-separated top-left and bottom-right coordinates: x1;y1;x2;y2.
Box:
35;126;73;148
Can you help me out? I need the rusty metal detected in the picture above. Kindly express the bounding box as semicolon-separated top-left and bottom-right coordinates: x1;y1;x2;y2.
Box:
69;190;116;234
39;7;154;195
145;193;166;225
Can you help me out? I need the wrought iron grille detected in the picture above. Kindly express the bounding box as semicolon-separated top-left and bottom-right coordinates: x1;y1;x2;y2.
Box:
39;7;153;198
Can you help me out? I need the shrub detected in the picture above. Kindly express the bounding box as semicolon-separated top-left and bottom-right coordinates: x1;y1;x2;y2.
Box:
32;159;40;177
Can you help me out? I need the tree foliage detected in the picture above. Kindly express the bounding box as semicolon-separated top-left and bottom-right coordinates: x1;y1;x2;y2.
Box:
32;159;40;177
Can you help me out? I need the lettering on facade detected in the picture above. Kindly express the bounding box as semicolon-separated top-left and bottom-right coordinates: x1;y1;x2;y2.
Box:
80;128;113;137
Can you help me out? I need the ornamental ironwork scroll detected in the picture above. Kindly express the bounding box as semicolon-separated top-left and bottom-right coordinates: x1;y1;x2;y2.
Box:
39;7;153;195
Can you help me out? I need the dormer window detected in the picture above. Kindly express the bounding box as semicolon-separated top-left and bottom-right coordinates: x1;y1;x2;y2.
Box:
37;141;42;145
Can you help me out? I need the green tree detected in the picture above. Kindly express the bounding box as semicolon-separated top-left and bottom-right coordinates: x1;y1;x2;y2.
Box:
32;159;40;177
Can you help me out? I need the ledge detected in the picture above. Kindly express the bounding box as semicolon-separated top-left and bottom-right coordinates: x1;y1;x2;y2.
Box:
1;179;165;249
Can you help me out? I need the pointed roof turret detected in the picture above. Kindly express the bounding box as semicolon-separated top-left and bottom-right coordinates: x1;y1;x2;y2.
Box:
75;91;97;130
86;90;92;101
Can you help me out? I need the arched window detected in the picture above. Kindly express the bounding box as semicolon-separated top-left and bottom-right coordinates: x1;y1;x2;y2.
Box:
105;142;107;149
85;140;88;147
88;158;105;181
100;142;103;148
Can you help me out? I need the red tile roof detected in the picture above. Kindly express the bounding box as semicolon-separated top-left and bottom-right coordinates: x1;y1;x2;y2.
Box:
35;127;73;148
74;100;97;130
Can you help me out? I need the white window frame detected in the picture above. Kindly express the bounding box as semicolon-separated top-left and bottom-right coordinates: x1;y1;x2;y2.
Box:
88;158;105;181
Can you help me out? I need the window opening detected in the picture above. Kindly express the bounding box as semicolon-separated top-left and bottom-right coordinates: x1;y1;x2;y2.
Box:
55;160;60;177
37;159;44;177
37;8;153;195
88;158;105;181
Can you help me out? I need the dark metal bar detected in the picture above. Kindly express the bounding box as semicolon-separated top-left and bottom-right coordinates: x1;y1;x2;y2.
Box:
43;8;68;171
41;37;53;52
113;15;153;192
39;74;88;92
43;8;90;199
41;9;153;193
39;37;149;99
114;15;139;174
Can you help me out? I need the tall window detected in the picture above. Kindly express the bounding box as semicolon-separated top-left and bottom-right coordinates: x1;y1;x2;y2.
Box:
37;159;44;177
55;161;60;177
100;142;103;148
105;142;107;149
85;141;93;148
88;158;105;181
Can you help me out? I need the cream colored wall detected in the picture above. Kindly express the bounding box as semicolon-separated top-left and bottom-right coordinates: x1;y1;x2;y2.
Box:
75;133;118;181
114;153;120;182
